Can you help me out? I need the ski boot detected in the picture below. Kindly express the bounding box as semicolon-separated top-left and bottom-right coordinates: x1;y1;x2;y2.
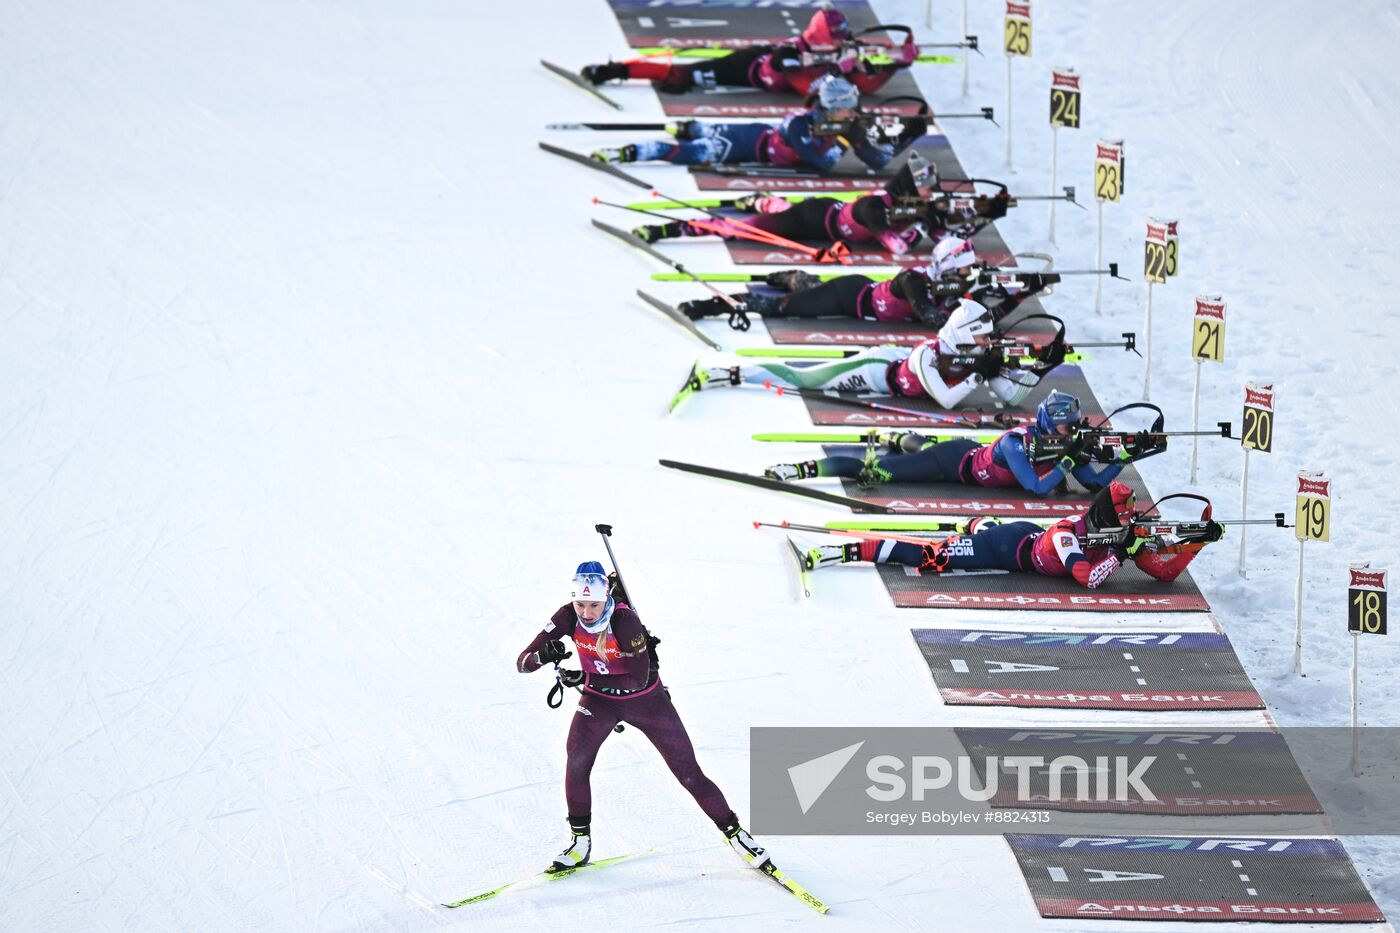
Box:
883;431;933;454
590;144;639;164
733;192;791;214
764;460;819;482
550;818;592;872
667;119;707;138
856;446;893;489
803;542;860;571
633;221;687;243
917;540;952;574
580;61;630;85
668;363;740;412
678;296;736;320
717;816;769;868
962;516;1000;535
764;269;821;292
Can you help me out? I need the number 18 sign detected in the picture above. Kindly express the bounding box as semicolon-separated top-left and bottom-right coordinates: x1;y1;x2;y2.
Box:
1349;566;1387;635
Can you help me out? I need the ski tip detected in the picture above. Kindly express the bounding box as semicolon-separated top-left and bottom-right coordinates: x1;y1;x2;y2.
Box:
752;520;761;529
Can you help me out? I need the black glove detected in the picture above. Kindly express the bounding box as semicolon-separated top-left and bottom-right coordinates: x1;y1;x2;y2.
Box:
1064;434;1090;465
559;669;586;688
1038;338;1068;369
1203;521;1226;543
895;116;928;149
974;350;1004;379
535;639;571;666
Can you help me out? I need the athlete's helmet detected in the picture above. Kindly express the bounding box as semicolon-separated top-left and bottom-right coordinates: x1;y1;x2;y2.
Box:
802;8;851;50
938;298;996;349
1087;481;1137;530
1035;390;1081;434
815;75;860;113
902;151;936;190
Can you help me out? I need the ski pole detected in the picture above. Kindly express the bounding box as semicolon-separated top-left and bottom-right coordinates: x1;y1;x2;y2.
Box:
593;219;751;330
754;519;959;545
648;188;847;263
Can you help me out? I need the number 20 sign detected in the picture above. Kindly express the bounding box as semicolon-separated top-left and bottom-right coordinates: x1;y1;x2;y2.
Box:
1241;382;1274;453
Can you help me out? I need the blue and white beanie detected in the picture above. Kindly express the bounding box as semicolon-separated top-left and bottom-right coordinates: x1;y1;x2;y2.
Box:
570;561;610;603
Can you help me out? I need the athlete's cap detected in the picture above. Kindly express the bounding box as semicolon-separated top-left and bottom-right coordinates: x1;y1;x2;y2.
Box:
570;560;609;603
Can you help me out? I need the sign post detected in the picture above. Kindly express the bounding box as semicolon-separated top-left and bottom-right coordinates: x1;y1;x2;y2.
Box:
1003;1;1031;168
1292;472;1331;675
1093;140;1123;313
1347;564;1387;775
1189;295;1226;483
1047;67;1080;244
1142;219;1178;398
1237;382;1274;578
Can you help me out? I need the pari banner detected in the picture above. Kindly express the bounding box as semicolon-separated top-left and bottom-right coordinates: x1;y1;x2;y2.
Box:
749;727;1400;836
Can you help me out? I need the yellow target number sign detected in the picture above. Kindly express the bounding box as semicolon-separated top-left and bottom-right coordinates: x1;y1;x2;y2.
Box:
1193;295;1225;362
1094;139;1123;203
1004;1;1032;56
1294;472;1331;543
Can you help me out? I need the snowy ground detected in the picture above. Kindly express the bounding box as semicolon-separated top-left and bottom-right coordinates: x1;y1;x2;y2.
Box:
1;1;1397;931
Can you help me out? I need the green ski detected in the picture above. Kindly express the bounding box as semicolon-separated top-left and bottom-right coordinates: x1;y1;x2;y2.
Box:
785;535;812;598
752;430;1001;444
443;851;649;907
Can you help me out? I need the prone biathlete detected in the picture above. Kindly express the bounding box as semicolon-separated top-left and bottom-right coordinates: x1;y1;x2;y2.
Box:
590;76;923;173
676;237;1054;329
631;152;939;256
580;10;916;97
802;482;1226;585
766;390;1129;492
516;562;767;870
680;298;1050;409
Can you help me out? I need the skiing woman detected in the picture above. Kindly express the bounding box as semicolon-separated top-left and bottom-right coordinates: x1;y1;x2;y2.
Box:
679;298;1055;409
516;562;766;870
765;390;1130;491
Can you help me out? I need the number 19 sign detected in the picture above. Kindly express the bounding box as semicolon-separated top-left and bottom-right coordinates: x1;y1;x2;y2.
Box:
1292;471;1330;675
